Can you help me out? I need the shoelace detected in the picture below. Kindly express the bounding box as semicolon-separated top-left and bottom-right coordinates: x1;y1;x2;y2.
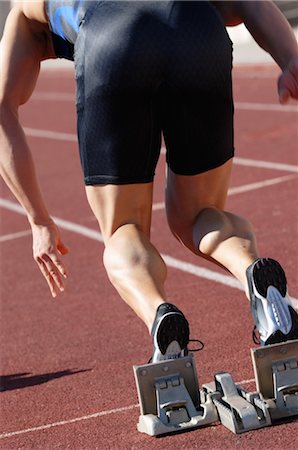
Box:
147;338;204;363
188;339;205;352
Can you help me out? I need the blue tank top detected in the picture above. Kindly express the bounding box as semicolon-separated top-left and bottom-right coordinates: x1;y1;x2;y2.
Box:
45;0;93;59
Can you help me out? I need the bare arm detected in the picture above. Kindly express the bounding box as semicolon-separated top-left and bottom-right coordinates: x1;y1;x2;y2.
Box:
0;7;52;221
213;1;298;103
0;6;68;297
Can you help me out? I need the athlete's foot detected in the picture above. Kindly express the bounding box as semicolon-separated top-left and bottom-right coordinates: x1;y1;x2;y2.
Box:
246;258;298;346
151;303;190;363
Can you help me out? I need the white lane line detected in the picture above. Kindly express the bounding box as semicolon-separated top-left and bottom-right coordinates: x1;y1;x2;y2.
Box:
31;92;298;113
24;127;77;142
235;102;297;112
233;157;298;173
0;404;139;439
227;174;296;194
0;199;102;242
160;147;298;173
0;230;31;243
163;254;243;290
152;174;296;211
0;376;256;439
1;198;298;310
23;127;298;173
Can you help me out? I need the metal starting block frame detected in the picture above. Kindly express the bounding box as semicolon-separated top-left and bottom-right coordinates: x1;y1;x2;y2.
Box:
251;338;298;420
133;355;219;436
203;373;271;433
202;339;298;434
133;340;298;436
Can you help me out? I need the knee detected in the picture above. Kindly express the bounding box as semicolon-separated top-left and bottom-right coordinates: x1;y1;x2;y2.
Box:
167;206;232;253
194;208;232;255
194;207;255;256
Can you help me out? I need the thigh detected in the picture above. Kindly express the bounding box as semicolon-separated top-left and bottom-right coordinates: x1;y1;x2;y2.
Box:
74;1;166;186
162;1;234;175
86;183;154;242
166;159;233;242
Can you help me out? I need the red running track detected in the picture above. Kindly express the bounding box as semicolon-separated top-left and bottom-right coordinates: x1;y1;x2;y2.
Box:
0;64;297;449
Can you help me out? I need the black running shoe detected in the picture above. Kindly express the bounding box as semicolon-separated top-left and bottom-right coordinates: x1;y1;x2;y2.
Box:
246;258;298;346
151;303;190;363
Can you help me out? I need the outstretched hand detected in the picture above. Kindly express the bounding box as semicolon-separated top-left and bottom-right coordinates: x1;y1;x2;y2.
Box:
278;56;298;104
31;220;69;298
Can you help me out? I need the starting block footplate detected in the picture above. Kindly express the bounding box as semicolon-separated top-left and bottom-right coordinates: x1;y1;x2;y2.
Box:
251;339;298;420
133;355;219;436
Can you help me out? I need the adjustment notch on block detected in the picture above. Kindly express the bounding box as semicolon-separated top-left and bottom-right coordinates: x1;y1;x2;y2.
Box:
205;372;271;433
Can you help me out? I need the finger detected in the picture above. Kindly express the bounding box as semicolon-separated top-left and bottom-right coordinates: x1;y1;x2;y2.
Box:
46;261;65;291
37;258;59;298
39;254;66;293
50;253;68;279
43;251;67;278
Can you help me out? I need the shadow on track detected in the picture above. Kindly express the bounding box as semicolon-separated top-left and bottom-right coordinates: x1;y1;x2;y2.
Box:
0;368;91;392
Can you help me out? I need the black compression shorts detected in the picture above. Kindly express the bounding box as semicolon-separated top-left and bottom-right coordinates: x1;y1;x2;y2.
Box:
74;1;234;185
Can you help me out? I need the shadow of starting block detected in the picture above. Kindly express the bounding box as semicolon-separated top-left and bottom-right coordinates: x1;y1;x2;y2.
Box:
133;355;219;436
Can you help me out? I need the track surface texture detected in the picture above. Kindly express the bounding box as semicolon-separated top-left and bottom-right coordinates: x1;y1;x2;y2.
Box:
0;64;298;449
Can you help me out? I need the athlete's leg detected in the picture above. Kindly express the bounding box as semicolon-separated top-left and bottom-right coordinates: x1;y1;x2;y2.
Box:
86;182;166;331
166;160;298;345
76;1;192;359
86;183;190;360
166;158;259;296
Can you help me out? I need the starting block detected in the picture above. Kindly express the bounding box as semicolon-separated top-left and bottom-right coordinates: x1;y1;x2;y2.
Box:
251;338;298;420
203;339;298;434
203;373;271;433
133;339;298;436
133;355;219;436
